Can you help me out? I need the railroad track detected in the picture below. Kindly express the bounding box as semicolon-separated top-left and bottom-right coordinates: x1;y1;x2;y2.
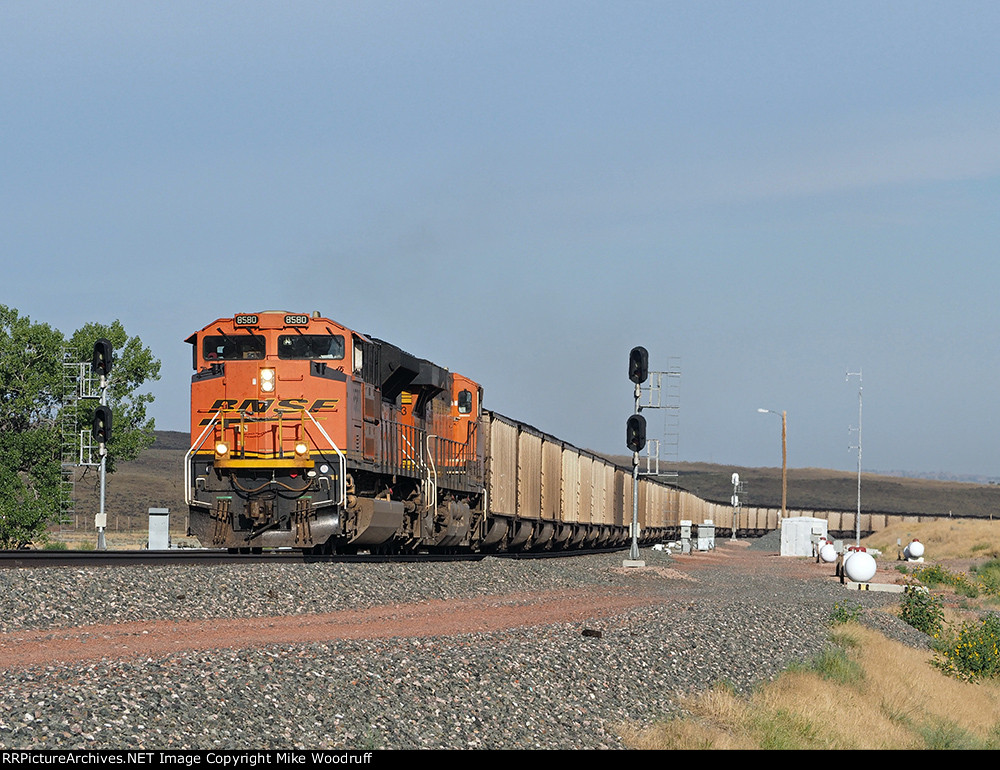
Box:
0;546;627;569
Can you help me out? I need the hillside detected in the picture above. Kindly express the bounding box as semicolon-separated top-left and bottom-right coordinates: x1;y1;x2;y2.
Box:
598;455;1000;519
68;433;1000;533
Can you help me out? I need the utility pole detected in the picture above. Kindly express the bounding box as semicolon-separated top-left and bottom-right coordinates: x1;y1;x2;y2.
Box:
847;370;862;546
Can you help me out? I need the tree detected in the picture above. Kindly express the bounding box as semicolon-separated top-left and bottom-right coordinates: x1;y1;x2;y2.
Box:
0;307;65;548
0;306;161;548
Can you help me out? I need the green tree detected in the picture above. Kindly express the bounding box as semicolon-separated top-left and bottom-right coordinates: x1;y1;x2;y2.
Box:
0;306;161;548
0;307;65;548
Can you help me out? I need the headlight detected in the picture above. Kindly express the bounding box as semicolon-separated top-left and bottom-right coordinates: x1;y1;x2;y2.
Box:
294;442;309;457
215;442;230;457
260;368;276;392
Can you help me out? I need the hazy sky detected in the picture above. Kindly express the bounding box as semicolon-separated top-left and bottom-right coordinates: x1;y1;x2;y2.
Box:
4;1;999;479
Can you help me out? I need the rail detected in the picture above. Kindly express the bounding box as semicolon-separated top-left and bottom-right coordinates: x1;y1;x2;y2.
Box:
425;434;439;509
303;409;347;507
381;420;482;492
184;410;222;507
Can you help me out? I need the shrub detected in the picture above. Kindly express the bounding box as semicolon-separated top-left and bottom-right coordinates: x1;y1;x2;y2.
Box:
933;614;1000;682
912;564;951;587
912;563;993;598
976;560;1000;594
830;601;863;625
900;588;944;637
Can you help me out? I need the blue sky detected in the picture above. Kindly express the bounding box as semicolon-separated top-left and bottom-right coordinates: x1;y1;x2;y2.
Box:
4;1;999;479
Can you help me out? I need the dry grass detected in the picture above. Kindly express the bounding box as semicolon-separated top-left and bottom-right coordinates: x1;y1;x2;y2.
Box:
863;519;1000;618
42;528;200;550
862;518;1000;562
621;624;1000;750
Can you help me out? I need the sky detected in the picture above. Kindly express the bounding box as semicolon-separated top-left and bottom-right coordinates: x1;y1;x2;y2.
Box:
4;1;1000;480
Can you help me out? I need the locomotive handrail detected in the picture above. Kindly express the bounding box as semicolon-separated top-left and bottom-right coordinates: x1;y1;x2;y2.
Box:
303;410;347;507
425;434;439;513
184;410;222;507
400;431;419;469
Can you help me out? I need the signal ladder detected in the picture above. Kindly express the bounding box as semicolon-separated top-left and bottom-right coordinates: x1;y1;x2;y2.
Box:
59;348;102;531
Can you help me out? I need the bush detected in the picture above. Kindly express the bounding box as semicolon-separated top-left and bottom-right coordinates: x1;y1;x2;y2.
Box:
933;614;1000;682
830;601;863;625
900;588;945;637
975;559;1000;594
912;564;952;587
912;563;993;598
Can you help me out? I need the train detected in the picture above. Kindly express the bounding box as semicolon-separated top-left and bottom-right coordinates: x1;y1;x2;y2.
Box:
183;310;676;553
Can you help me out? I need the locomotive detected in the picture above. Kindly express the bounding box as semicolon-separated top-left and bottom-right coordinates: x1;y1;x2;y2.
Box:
185;311;674;552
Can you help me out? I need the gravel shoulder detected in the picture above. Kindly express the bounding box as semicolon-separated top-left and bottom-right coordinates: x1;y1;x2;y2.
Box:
0;537;929;750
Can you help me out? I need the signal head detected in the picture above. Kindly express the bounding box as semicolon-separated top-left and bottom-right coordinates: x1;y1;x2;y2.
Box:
92;339;113;377
91;405;113;445
628;346;648;384
626;413;647;453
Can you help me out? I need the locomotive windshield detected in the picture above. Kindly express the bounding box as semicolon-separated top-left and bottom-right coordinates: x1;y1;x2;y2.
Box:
203;334;266;360
277;334;345;360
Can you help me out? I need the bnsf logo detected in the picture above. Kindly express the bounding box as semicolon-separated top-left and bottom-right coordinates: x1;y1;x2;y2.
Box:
198;397;338;425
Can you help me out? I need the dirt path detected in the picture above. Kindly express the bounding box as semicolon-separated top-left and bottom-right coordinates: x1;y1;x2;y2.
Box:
0;588;671;670
0;543;897;670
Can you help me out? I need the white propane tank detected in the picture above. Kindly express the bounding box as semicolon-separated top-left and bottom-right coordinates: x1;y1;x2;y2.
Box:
845;550;877;583
820;543;837;563
907;539;925;559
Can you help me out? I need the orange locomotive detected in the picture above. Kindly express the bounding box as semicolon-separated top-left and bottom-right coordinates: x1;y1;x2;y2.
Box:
185;311;484;552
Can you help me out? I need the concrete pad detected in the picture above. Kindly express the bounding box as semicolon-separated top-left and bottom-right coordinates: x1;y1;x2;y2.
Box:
844;581;906;593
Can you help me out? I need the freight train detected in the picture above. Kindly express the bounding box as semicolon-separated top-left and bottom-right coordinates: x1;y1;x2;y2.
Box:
184;311;675;552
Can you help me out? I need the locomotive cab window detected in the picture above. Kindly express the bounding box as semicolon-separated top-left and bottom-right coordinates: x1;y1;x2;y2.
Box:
203;334;266;361
277;334;345;360
457;389;473;414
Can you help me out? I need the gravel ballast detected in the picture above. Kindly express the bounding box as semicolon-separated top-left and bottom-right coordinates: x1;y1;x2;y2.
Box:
0;537;927;750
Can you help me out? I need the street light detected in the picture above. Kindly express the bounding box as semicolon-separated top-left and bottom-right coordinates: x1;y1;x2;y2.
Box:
757;408;787;518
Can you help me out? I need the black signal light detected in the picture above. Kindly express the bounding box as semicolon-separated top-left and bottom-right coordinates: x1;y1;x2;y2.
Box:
92;339;113;377
92;405;113;445
628;346;648;384
626;413;646;453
